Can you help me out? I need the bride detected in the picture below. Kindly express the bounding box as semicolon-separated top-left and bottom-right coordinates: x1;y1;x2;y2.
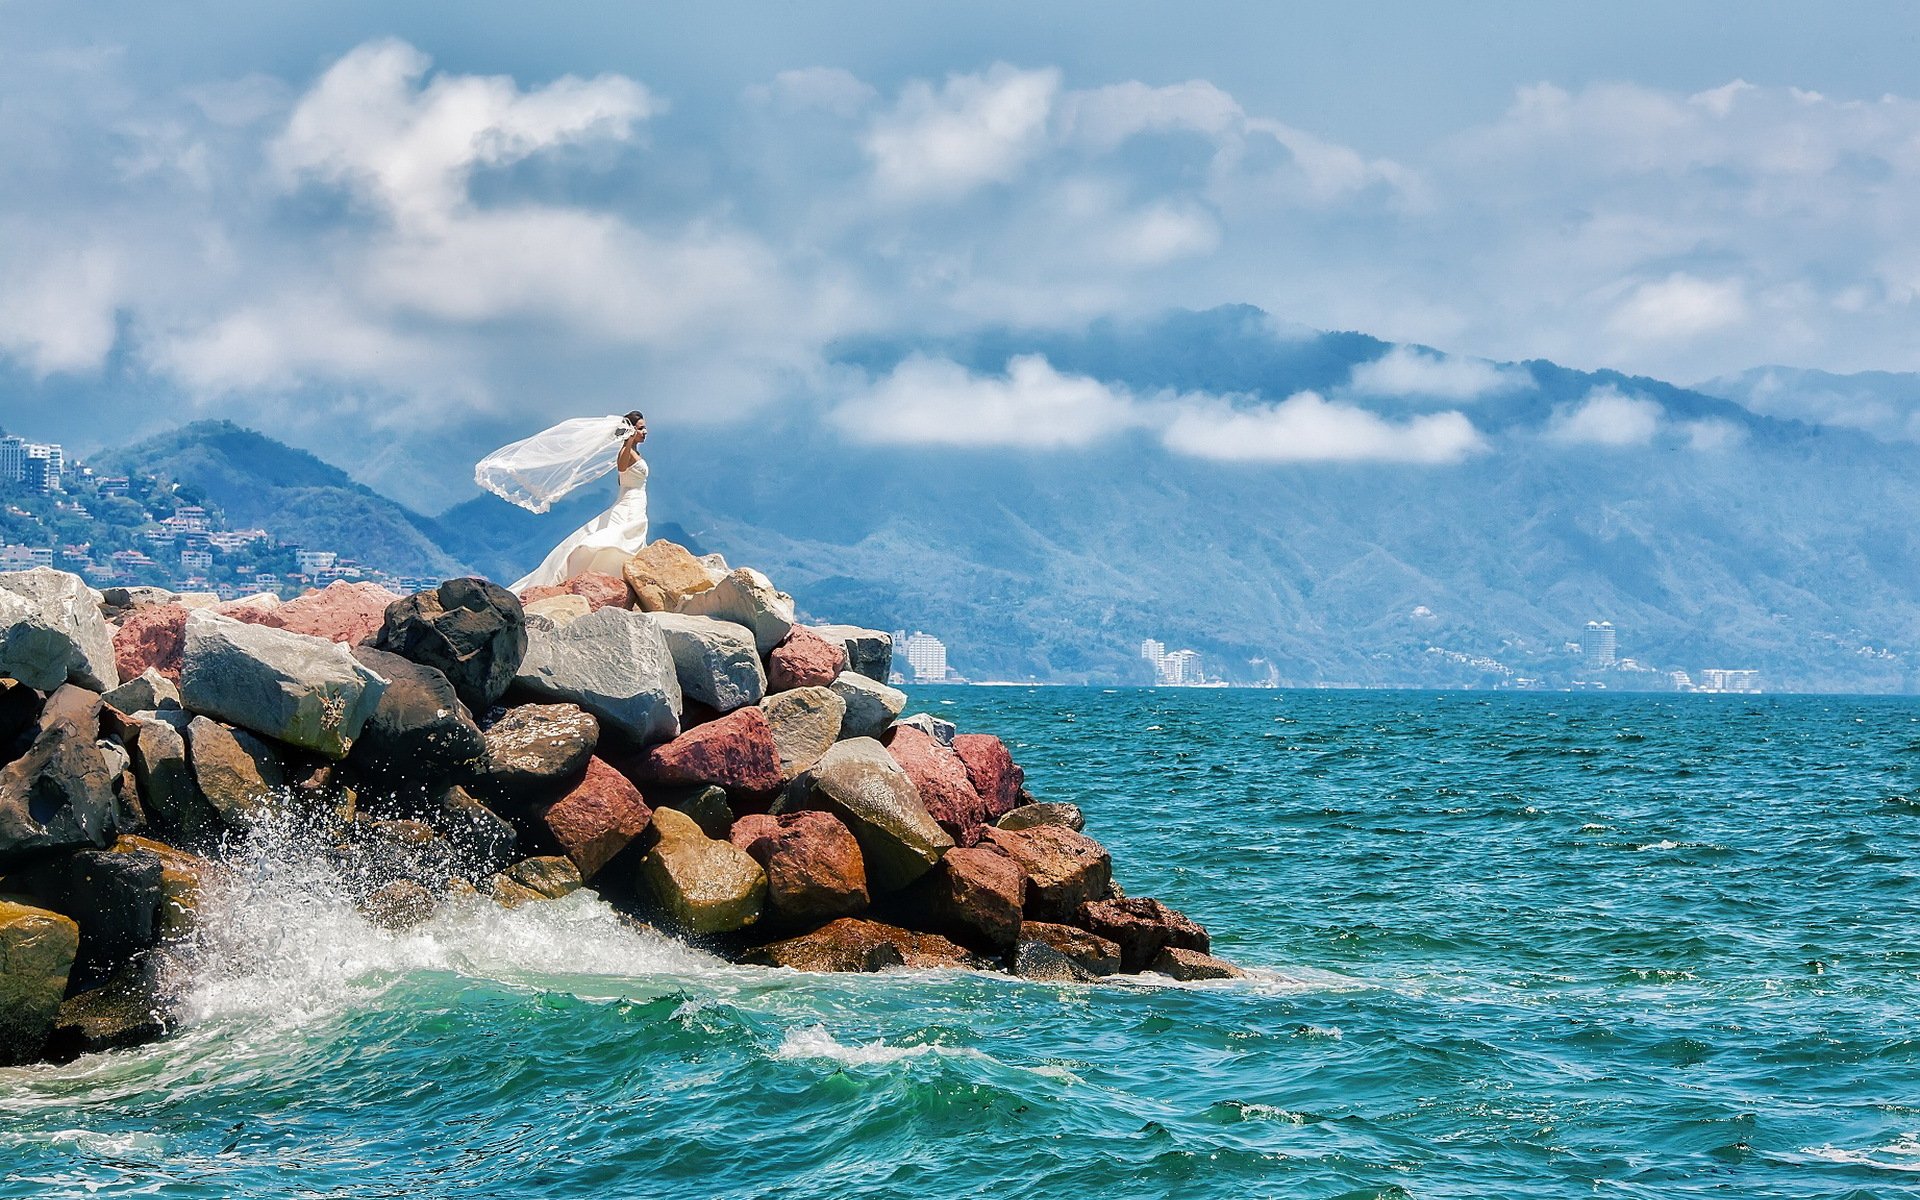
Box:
473;411;651;593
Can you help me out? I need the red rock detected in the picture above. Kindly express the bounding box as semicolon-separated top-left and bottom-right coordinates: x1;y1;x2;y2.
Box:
1018;920;1121;976
634;705;784;796
978;824;1112;923
766;626;847;693
267;581;401;644
748;917;979;972
885;725;991;843
1077;896;1210;973
951;734;1025;824
565;572;631;612
112;603;189;684
533;757;653;879
728;809;867;923
903;846;1025;951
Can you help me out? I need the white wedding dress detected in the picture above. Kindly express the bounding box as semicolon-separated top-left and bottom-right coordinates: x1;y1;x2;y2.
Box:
509;457;649;592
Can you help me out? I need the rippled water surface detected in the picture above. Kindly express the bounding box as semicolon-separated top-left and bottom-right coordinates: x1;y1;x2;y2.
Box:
6;689;1920;1197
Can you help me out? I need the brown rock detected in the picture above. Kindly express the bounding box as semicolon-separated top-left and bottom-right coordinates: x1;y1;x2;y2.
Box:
886;725;992;844
533;757;653;879
362;879;437;930
639;807;765;935
3;845;163;989
107;835;209;940
759;686;844;781
44;957;172;1061
185;716;285;827
621;540;719;612
0;678;40;748
748;917;980;973
264;581;402;645
486;855;583;907
978;824;1112;923
1078;897;1211;973
634;705;784;797
0;684;120;861
951;734;1025;824
0;900;78;1065
126;715;218;846
1017;920;1121;976
728;809;867;924
112;603;189;684
901;845;1025;951
1149;946;1244;981
475;703;598;804
522;594;591;627
346;647;486;792
996;801;1085;833
766;626;847;693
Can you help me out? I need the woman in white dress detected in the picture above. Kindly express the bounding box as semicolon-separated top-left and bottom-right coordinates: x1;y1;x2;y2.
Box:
508;412;650;592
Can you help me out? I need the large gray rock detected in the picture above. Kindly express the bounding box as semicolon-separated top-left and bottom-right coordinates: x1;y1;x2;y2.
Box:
126;715;218;845
185;716;286;827
101;668;180;714
346;647;486;792
782;737;952;892
675;567;794;655
830;671;907;740
650;613;766;713
372;578;528;712
179;611;386;760
0;568;118;692
512;606;682;746
892;712;957;747
0;686;120;862
813;625;893;684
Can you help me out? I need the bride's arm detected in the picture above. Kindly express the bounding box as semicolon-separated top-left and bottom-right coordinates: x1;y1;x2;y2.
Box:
617;429;643;472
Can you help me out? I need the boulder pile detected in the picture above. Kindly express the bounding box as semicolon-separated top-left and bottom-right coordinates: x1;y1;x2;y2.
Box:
0;550;1238;1066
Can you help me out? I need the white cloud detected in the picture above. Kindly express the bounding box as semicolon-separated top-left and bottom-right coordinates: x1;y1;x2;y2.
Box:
1347;346;1529;401
1682;417;1746;451
1545;386;1666;447
0;242;122;374
1606;274;1748;343
271;38;654;225
864;65;1060;200
1160;391;1485;464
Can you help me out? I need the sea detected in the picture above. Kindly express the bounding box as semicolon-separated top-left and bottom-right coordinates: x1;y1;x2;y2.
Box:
4;688;1918;1198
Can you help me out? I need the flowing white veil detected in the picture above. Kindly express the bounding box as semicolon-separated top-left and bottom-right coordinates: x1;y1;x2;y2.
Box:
474;415;631;514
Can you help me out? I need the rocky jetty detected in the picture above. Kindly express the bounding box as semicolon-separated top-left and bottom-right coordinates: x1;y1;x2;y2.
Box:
0;553;1239;1066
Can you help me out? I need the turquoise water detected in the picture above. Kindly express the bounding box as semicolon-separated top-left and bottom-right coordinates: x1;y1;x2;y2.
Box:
5;688;1920;1197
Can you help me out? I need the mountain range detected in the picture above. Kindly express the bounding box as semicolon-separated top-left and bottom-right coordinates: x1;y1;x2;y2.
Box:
78;307;1920;691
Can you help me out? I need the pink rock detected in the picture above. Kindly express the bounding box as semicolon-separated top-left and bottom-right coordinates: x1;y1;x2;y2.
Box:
1078;897;1211;974
112;603;189;685
729;809;868;923
903;845;1025;950
766;626;847;693
951;734;1025;824
268;581;401;645
634;706;784;796
534;757;653;879
885;725;991;844
978;824;1113;923
565;572;632;612
517;584;570;606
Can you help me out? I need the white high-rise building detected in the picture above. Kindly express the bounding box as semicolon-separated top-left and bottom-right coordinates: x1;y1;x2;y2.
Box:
1162;649;1203;684
1583;621;1617;671
1140;639;1166;674
901;632;950;682
0;437;26;484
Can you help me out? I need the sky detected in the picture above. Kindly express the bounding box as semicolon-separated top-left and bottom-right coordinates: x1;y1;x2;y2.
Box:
5;1;1920;508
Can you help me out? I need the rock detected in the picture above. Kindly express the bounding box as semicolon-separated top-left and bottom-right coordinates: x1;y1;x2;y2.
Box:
112;603;189;685
642;783;733;839
782;737;952;892
759;687;845;781
214;592;282;618
532;757;652;879
430;786;519;878
185;716;286;827
100;584;180;614
728;809;867;924
901;846;1025;951
632;705;783;797
639;807;766;935
485;855;583;907
811;625;893;684
892;712;957;747
0;901;78;1065
695;553;731;583
361;879;437;930
650;613;766;713
263;581;402;645
885;725;992;843
0;568;118;691
107;836;208;940
373;578;529;711
179;612;386;759
952;735;1025;824
675;567;793;655
766;626;847;693
568;572;632;612
1149;946;1245;981
621;540;719;612
0;685;120;862
101;668;181;715
346;647;486;792
1010;939;1100;983
511;606;681;746
474;703;598;805
0;678;40;750
102;741;144;833
522;594;592;627
996;801;1085;833
978;825;1112;923
45;958;171;1060
748;917;979;973
1078;897;1211;973
1017;920;1121;976
3;846;162;989
126;715;218;846
830;672;907;740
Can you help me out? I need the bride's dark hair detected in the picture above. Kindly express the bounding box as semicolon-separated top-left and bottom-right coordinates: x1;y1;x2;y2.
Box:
625;410;645;426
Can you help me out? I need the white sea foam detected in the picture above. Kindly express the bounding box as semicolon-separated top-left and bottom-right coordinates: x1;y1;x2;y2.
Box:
774;1024;951;1066
1796;1133;1920;1172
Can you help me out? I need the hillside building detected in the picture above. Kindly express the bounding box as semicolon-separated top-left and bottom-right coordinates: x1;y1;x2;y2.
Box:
899;632;951;683
1583;621;1617;671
